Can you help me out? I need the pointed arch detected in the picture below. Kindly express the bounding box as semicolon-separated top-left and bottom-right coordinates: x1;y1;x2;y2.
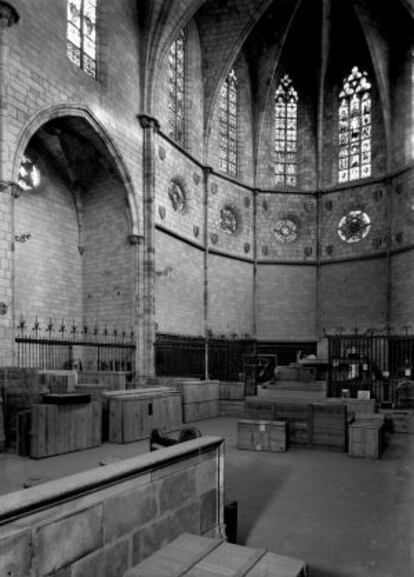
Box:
12;104;139;237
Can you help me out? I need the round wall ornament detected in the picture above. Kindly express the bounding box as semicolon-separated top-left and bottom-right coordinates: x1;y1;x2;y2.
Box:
273;217;299;243
337;210;371;243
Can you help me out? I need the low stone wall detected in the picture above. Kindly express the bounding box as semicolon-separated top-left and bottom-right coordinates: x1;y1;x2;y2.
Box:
0;436;224;577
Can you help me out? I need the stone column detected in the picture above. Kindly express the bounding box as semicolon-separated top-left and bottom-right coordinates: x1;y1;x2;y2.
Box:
137;114;159;381
203;166;213;380
0;2;19;366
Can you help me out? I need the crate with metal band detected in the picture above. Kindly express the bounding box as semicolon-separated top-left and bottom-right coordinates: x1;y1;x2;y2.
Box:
237;419;287;452
124;533;308;577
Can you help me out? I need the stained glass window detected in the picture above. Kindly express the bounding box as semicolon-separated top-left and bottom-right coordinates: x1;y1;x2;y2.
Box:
18;155;41;191
338;67;372;183
274;75;298;187
219;69;238;176
168;29;186;146
67;0;97;78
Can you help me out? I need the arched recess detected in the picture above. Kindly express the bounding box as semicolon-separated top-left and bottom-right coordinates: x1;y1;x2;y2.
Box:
12;105;141;348
13;104;139;238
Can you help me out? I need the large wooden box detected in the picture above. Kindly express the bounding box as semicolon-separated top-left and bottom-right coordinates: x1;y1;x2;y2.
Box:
175;380;220;423
219;381;245;400
108;389;182;443
312;404;347;451
238;419;287;452
124;533;308;577
30;401;101;458
273;404;312;446
349;422;383;459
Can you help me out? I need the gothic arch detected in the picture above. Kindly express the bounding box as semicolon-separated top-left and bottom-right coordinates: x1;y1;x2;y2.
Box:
13;103;140;237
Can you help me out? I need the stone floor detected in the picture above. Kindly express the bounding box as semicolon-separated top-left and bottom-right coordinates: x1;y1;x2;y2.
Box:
1;417;413;577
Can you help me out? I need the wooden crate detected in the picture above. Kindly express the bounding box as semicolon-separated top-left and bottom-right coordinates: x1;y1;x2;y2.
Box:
78;371;127;389
311;404;347;451
183;400;219;423
238;419;287;452
349;422;383;459
273;404;312;447
108;390;183;443
178;380;220;403
39;370;77;393
244;398;274;421
219;400;245;418
124;533;308;577
30;401;101;458
219;381;245;400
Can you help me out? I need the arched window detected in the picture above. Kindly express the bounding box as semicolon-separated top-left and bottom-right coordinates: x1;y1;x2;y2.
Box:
168;28;186;146
67;0;97;78
274;75;298;187
338;66;372;183
219;68;238;176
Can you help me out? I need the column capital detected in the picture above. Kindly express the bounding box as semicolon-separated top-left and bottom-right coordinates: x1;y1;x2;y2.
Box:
0;2;19;28
137;114;160;131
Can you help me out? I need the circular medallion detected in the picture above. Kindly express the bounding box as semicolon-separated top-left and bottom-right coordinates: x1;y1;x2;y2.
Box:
18;155;41;191
273;218;299;244
220;206;239;235
337;210;371;243
168;180;186;213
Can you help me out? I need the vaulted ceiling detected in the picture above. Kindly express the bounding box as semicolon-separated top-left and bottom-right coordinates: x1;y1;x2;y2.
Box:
138;0;413;161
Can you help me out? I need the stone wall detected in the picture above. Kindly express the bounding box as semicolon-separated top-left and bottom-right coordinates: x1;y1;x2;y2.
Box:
0;436;224;577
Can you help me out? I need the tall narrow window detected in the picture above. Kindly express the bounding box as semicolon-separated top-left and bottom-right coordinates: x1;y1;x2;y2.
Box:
67;0;97;78
168;29;186;146
338;66;372;183
219;68;238;176
274;75;298;187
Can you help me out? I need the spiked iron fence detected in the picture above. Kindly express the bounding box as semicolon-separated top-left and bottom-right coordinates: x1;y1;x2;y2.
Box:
15;316;135;374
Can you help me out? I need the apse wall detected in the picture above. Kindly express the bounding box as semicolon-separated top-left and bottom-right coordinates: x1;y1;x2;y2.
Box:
14;164;82;325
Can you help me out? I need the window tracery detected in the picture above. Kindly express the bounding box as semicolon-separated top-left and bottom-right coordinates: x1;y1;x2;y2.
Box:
338;66;372;183
274;75;298;187
219;68;238;176
67;0;97;78
168;28;186;146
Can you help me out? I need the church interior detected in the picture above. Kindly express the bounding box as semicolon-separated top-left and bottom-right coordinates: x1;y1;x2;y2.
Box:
0;0;414;575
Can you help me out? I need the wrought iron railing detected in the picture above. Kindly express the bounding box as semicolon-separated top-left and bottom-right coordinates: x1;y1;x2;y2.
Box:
328;333;414;404
15;316;135;373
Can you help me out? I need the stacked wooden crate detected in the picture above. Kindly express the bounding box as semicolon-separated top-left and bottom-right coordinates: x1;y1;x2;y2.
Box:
245;399;348;451
30;397;101;458
219;381;245;417
107;387;183;443
237;419;287;452
175;380;220;423
124;533;308;577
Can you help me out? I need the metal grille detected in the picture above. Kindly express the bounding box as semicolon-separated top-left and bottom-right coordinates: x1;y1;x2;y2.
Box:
15;317;135;374
328;334;414;403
